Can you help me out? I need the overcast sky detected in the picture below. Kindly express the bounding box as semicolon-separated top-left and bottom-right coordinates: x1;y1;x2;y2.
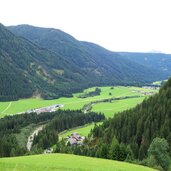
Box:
0;0;171;53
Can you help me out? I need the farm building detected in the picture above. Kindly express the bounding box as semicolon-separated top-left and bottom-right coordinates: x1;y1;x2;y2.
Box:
66;132;85;145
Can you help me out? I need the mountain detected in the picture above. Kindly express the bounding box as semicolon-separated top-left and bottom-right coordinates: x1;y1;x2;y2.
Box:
0;23;168;101
8;25;168;83
0;23;92;101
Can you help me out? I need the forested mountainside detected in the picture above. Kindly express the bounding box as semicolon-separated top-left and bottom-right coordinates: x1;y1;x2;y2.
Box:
76;77;171;167
9;25;168;83
0;23;93;101
11;25;171;81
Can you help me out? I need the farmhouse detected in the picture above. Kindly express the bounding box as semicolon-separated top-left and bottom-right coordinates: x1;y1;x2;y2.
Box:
66;132;85;145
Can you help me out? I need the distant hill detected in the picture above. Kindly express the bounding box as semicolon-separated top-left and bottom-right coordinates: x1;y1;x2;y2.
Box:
119;52;171;77
0;23;168;101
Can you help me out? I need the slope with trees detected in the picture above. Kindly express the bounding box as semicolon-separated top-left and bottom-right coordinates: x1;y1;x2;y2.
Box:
0;109;104;157
0;23;90;101
54;78;171;170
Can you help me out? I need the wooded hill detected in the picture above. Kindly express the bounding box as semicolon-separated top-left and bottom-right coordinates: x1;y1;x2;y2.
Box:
48;78;171;170
0;109;104;157
80;77;171;163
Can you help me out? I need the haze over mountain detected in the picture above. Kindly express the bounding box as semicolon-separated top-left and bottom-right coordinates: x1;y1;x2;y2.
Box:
0;23;170;101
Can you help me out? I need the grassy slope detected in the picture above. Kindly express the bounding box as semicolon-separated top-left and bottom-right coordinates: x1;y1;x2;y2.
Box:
0;86;157;118
0;153;157;171
60;123;95;138
92;96;145;118
59;122;102;138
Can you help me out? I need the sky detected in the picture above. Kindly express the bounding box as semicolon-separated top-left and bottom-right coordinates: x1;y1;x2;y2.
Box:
0;0;171;53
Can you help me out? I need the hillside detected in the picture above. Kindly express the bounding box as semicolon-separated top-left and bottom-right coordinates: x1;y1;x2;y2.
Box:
0;23;93;101
0;153;156;171
8;25;167;84
76;77;171;169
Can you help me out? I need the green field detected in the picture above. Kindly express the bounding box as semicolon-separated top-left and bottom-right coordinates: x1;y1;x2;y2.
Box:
59;122;102;139
92;96;145;118
152;81;162;86
0;86;157;118
0;153;157;171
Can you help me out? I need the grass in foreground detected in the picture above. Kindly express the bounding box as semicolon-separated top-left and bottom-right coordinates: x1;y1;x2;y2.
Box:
0;153;157;171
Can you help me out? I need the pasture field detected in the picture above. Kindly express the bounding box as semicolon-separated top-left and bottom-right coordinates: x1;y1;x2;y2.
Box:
152;81;162;85
92;96;145;118
0;153;157;171
59;122;102;138
0;86;157;118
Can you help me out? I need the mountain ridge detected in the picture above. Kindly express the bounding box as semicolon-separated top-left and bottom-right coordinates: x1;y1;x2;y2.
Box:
0;23;169;101
8;24;169;82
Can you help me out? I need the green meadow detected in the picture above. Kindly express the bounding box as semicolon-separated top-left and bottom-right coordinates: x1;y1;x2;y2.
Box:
59;122;102;139
0;86;157;118
92;96;145;118
0;153;157;171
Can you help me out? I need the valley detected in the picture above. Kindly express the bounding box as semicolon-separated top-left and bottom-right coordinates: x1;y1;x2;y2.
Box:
0;19;170;171
0;86;158;118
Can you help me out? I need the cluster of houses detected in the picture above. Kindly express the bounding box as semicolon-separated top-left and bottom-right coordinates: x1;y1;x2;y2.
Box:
26;104;64;114
132;89;155;96
66;132;85;145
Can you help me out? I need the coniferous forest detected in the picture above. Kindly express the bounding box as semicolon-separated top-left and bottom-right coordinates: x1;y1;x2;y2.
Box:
0;110;104;157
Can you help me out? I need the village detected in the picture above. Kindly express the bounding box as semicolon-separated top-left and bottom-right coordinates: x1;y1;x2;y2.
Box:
26;104;64;114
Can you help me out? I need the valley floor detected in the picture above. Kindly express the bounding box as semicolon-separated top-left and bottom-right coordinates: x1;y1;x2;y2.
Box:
0;86;158;118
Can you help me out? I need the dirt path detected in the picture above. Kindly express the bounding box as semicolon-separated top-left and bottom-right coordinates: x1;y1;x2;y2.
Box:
27;125;44;151
1;102;12;114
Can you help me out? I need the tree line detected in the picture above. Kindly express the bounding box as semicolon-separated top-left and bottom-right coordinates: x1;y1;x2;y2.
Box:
0;109;105;157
